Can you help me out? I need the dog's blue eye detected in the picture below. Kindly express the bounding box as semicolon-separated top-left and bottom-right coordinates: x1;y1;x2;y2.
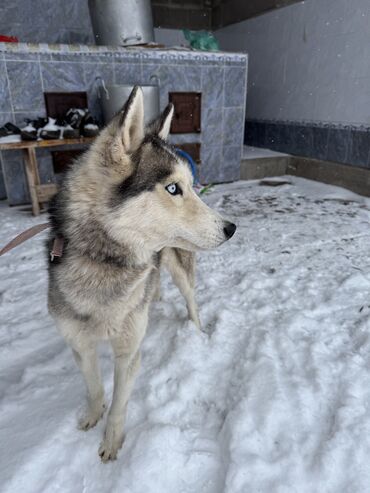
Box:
166;183;182;196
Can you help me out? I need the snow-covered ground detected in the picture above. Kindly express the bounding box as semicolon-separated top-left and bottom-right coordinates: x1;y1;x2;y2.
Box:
2;177;370;493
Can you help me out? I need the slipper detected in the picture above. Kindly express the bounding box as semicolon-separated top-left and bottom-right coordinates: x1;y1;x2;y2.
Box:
81;111;99;137
65;108;86;131
0;122;21;137
33;117;48;130
54;116;80;139
61;124;80;139
21;122;38;141
81;122;99;138
39;118;61;140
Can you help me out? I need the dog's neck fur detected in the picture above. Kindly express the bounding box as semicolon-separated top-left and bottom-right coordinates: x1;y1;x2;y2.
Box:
67;215;154;270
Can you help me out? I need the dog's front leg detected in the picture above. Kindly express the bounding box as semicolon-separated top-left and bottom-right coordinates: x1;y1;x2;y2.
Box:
164;248;201;329
71;342;106;431
56;318;106;431
99;309;147;462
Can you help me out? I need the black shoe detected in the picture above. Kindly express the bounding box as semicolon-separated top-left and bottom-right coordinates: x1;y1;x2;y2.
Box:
53;116;79;139
62;124;80;139
33;117;48;130
81;111;99;137
65;108;86;130
81;122;99;138
21;121;38;141
39;118;61;140
0;122;21;137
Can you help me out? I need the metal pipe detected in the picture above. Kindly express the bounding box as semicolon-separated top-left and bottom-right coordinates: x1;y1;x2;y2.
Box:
95;77;109;100
88;0;154;46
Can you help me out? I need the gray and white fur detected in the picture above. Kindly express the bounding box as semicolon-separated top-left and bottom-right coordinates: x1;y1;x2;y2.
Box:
47;86;236;462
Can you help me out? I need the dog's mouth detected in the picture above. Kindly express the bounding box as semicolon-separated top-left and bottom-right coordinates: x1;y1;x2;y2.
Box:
173;223;236;251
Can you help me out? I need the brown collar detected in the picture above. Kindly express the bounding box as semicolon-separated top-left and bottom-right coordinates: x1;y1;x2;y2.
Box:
50;236;64;261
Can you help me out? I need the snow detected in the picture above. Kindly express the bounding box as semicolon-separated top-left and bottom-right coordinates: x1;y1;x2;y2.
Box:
2;176;370;492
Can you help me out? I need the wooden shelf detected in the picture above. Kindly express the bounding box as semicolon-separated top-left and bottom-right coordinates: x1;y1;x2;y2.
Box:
0;136;95;151
0;136;95;215
35;184;58;203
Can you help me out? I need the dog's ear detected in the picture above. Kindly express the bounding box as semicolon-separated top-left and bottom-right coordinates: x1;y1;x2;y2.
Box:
157;104;174;140
118;86;144;152
147;103;174;140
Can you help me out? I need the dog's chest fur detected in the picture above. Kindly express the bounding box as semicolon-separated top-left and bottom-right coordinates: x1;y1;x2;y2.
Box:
48;249;158;340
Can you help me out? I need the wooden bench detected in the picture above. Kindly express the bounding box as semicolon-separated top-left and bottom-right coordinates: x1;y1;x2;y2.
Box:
0;137;94;216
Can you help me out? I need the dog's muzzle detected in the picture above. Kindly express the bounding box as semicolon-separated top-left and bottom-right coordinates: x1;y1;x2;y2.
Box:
223;221;237;240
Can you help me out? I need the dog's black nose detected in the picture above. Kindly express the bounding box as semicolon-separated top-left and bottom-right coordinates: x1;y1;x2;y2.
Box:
223;222;236;239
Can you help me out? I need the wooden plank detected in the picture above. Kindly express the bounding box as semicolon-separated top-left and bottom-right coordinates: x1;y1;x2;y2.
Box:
28;147;42;213
22;148;40;216
36;184;58;202
0;136;94;216
0;137;95;151
28;146;41;186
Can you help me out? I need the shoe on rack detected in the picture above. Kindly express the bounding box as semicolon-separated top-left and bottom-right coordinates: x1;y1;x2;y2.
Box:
0;122;21;137
53;116;79;139
20;121;38;141
39;118;61;140
65;108;86;131
33;117;48;131
59;123;80;139
81;111;100;138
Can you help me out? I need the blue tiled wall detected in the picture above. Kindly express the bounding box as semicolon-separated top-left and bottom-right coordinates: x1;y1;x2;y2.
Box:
0;44;247;204
245;119;370;169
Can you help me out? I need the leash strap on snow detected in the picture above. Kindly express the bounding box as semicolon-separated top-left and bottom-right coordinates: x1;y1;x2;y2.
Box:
0;222;50;257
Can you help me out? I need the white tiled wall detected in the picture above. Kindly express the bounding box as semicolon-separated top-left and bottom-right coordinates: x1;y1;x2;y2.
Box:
216;0;370;126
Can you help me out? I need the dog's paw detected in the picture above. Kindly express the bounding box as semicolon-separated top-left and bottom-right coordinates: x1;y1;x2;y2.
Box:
98;423;124;462
78;402;106;431
188;311;202;331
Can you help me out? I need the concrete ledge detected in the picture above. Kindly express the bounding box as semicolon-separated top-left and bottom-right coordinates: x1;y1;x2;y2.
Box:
242;145;290;160
241;157;290;180
241;150;370;197
288;158;370;198
245;119;370;169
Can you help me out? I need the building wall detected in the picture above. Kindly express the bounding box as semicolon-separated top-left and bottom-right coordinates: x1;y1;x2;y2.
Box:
0;2;203;201
216;0;370;126
0;44;247;204
216;0;370;168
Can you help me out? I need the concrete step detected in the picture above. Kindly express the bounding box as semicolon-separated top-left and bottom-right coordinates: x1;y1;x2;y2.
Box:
240;146;370;197
240;146;290;180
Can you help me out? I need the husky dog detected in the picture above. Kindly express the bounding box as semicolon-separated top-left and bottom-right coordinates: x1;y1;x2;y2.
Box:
47;86;236;462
